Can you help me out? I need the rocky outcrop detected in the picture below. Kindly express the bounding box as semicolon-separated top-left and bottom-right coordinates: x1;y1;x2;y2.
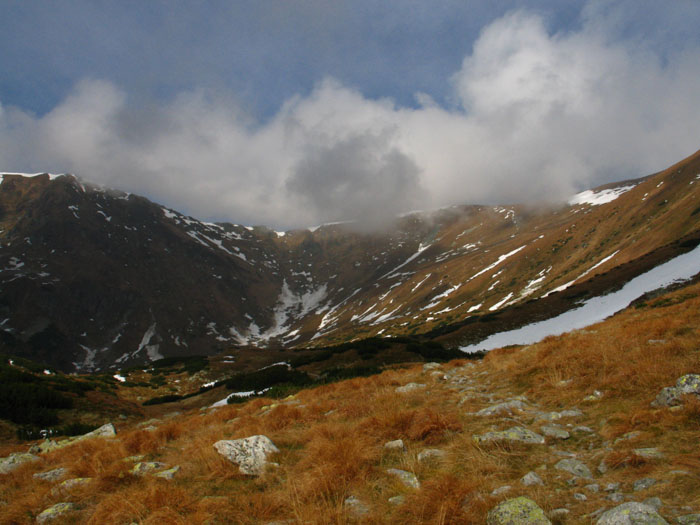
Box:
474;427;545;445
0;452;40;474
486;497;551;525
214;435;279;476
30;423;117;454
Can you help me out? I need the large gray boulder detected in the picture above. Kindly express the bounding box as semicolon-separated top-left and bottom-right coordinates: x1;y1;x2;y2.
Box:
486;497;552;524
214;435;279;476
596;502;668;524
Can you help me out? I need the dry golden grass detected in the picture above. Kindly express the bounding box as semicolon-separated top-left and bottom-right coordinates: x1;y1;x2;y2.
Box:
1;281;699;523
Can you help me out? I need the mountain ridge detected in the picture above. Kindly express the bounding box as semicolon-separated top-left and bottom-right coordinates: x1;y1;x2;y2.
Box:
1;147;699;371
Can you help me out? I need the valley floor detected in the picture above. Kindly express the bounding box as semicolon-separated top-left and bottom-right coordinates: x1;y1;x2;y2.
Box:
1;279;700;524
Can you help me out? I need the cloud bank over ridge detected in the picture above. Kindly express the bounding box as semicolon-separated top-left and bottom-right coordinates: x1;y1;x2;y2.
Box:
1;9;700;229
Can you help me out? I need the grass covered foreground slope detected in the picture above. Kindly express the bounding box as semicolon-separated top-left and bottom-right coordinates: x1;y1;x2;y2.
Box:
1;277;699;523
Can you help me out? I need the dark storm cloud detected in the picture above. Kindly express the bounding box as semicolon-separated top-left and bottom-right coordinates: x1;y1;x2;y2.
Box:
287;131;424;229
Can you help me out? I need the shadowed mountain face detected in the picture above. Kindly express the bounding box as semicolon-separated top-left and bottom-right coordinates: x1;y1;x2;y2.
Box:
1;148;699;372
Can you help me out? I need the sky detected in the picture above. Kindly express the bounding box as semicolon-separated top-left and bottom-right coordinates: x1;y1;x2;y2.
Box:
1;0;700;229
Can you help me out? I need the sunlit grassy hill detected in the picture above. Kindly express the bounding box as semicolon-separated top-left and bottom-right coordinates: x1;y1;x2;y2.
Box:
2;275;699;523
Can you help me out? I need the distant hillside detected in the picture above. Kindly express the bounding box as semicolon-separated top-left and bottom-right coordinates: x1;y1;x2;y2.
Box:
1;147;699;371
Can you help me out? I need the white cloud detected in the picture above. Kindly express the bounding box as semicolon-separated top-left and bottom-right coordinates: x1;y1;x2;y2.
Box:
1;8;700;230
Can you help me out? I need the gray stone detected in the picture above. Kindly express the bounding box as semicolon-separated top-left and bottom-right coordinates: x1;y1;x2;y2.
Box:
486;497;552;525
676;374;700;394
575;493;588;501
476;400;528;416
605;483;621;492
521;471;544;486
541;425;570;440
574;426;595;433
417;448;446;463
615;431;642;444
491;485;512;496
30;423;118;454
396;383;426;393
423;362;441;371
131;462;168;476
36;502;77;523
652;387;682;408
0;452;40;474
214;435;280;476
596;502;669;524
607;493;625;503
51;477;91;496
386;468;420;489
634;478;658;491
384;439;406;452
585;484;600;492
634;448;664;460
388;495;405;506
33;467;67;482
537;409;583;421
475;426;545;445
344;496;369;517
554;458;593;479
598;459;609;474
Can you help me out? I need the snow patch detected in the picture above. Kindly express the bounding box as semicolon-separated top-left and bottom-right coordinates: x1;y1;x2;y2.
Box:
568;185;636;206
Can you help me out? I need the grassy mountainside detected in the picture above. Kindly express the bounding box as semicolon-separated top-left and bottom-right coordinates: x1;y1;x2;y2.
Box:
1;275;699;523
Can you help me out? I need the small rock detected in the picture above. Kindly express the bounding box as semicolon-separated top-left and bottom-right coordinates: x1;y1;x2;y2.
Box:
474;426;545;445
574;426;595;433
214;435;279;476
554;458;593;479
491;485;511;496
36;502;76;523
574;493;588;501
476;400;528;416
614;431;642;444
604;483;621;492
417;448;446;463
596;501;668;524
634;478;658;492
486;496;552;525
396;383;426;393
607;493;624;503
537;409;583;421
598;459;609;474
386;468;420;489
51;477;91;496
384;439;406;452
33;467;67;482
344;496;369;517
131;462;167;476
154;465;180;480
0;452;40;474
585;484;600;493
541;426;570;440
388;495;405;506
634;448;664;460
521;471;544;486
423;362;441;371
584;390;604;402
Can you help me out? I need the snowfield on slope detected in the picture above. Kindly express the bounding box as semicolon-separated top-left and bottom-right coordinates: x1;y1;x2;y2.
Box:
461;242;700;353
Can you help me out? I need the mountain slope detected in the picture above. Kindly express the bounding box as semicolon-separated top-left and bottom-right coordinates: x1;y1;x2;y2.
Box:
1;148;699;371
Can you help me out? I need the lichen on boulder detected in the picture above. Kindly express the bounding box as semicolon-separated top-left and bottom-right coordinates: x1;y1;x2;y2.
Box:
486;496;551;525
